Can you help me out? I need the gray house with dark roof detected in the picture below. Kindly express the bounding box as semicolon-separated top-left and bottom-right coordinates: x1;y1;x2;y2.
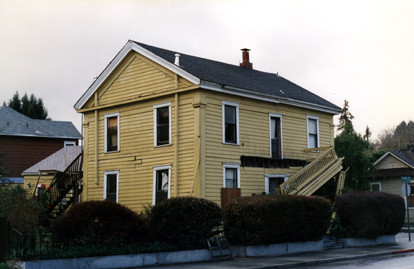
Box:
74;40;342;211
0;106;82;183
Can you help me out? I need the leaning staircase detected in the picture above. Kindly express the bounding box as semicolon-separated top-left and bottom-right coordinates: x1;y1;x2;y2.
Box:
47;151;83;214
278;147;344;196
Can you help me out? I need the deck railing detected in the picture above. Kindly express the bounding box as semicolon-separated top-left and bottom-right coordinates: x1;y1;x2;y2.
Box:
279;147;338;195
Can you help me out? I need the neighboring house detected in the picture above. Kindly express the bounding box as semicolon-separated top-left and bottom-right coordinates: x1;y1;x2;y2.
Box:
0;106;82;184
22;146;83;211
74;40;342;212
371;145;414;196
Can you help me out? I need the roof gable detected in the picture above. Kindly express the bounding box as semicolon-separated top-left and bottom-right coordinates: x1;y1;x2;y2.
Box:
75;40;340;114
0;106;82;139
374;150;414;170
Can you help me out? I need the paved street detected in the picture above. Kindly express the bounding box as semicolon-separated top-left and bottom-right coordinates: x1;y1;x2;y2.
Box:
299;253;414;268
157;233;414;269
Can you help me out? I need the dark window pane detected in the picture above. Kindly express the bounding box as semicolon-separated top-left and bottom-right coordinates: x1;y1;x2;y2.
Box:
107;116;118;151
106;174;117;201
224;105;237;143
157;107;169;145
225;106;236;124
156;170;169;204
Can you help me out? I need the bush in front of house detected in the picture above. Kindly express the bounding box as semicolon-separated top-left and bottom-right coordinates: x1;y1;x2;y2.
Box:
333;191;405;238
223;194;332;245
52;200;152;246
146;197;222;249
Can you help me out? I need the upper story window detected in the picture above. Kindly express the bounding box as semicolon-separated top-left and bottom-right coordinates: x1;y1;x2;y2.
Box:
154;102;171;146
105;113;119;152
222;101;239;145
153;165;171;205
223;163;240;188
307;116;319;149
269;114;282;159
104;171;119;202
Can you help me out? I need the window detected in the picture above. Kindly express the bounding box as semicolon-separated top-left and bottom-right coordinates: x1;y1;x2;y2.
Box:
105;113;119;152
154;103;171;146
153;165;171;205
265;175;289;194
64;141;76;147
104;171;119;202
369;182;381;192
307;116;319;149
222;101;239;144
269;114;282;159
223;163;240;188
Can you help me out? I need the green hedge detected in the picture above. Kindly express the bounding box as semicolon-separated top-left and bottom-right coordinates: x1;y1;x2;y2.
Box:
146;197;222;249
52;200;152;245
224;195;332;245
333;191;405;238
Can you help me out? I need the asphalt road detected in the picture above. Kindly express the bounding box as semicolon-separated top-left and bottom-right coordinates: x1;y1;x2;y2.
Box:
299;253;414;268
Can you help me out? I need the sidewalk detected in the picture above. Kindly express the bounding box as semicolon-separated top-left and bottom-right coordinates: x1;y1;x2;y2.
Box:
158;233;414;269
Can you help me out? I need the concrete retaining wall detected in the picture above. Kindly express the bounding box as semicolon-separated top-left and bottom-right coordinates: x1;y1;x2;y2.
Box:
231;240;323;257
340;235;395;247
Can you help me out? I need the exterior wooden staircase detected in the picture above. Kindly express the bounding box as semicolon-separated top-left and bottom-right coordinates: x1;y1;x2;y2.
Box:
47;151;83;214
278;147;344;196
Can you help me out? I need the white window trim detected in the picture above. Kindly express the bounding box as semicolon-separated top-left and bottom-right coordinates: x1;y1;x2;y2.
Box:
223;163;241;188
269;113;283;159
104;170;119;202
222;100;240;145
307;115;320;149
152;165;172;205
153;102;172;147
369;181;381;192
265;174;289;194
104;112;120;153
64;140;76;147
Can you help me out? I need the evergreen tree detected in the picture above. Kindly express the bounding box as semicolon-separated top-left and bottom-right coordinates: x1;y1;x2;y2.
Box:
337;99;354;132
4;91;50;120
7;91;21;113
334;101;372;191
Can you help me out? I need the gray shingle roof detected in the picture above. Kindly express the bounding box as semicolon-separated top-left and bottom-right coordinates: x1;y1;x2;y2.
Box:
134;41;340;112
0;106;82;139
22;146;82;175
392;149;414;167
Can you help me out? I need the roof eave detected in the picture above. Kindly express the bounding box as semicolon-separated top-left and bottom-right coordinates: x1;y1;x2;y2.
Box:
74;40;200;110
201;81;341;115
0;133;82;140
374;151;414;169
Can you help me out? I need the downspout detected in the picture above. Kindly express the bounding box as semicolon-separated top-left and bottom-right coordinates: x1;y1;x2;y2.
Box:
174;74;179;197
94;92;99;185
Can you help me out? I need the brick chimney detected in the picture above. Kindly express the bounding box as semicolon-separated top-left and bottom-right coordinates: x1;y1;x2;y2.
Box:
240;48;253;69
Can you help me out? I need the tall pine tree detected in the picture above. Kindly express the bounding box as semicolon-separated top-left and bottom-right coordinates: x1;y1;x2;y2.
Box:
5;91;50;120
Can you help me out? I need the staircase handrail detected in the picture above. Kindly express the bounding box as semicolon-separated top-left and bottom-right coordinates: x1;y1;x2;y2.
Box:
48;151;83;212
279;147;338;194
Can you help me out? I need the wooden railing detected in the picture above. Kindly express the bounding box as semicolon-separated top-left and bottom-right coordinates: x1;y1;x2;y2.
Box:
279;147;338;195
48;151;83;213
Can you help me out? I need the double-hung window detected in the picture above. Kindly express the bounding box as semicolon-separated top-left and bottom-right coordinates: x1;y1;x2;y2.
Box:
223;163;240;188
269;114;282;159
222;101;239;144
154;102;171;146
153;165;171;205
307;116;319;149
104;171;119;202
105;113;119;152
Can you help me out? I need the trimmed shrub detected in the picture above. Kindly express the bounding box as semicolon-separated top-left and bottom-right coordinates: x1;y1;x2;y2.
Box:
52;200;152;245
334;191;405;238
147;197;222;249
224;195;332;245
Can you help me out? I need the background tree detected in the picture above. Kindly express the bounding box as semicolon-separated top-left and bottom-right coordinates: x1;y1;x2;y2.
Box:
337;99;354;132
335;101;372;191
5;91;50;120
375;120;414;150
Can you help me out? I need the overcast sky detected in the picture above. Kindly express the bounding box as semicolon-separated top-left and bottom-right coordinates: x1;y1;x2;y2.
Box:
1;0;413;141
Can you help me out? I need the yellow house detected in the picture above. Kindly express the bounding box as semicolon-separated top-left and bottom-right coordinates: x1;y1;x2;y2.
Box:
74;40;342;212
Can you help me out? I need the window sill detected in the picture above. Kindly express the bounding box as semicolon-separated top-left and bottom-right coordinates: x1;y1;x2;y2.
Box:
223;142;240;146
105;150;120;154
154;144;172;148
